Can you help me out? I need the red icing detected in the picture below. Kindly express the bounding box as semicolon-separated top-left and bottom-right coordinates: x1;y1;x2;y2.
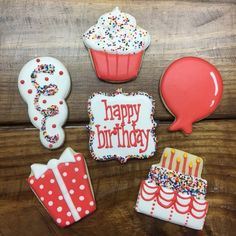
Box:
194;162;200;177
45;77;49;81
59;101;63;105
175;161;180;172
36;58;40;63
28;153;96;228
182;157;187;174
95;123;150;153
52;124;57;128
42;99;47;104
34;116;38;121
28;89;32;94
90;49;143;82
59;71;63;75
102;99;141;124
139;181;208;220
168;151;175;170
20;80;25;84
160;57;223;134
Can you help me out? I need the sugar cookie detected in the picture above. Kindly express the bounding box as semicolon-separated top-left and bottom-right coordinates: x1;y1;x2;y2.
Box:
28;147;96;227
135;148;208;230
160;57;223;134
18;57;71;149
88;89;157;163
83;7;151;83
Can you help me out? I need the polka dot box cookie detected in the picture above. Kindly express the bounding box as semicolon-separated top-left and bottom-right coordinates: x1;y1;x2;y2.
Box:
28;147;96;227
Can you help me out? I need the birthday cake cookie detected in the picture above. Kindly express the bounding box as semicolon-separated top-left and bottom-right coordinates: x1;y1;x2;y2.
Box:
83;7;151;83
18;57;71;149
88;89;156;163
135;148;208;230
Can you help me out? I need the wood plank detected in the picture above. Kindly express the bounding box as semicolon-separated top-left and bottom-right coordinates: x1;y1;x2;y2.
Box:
0;120;235;236
0;0;236;124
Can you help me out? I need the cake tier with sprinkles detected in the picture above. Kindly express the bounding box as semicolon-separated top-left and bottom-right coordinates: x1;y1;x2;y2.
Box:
148;148;208;199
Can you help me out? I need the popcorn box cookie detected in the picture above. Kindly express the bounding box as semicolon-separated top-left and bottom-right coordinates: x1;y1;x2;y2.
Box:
135;148;208;230
88;89;157;163
28;148;96;227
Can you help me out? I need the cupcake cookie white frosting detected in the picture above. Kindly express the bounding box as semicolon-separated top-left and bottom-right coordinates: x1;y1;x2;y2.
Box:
83;7;151;54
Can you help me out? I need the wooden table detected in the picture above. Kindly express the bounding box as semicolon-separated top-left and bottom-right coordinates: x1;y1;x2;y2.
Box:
0;1;235;235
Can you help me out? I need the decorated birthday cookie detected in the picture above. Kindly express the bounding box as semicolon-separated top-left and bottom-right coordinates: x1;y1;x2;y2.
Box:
83;7;150;83
28;147;96;227
88;89;156;163
135;148;208;230
18;57;71;149
160;57;223;134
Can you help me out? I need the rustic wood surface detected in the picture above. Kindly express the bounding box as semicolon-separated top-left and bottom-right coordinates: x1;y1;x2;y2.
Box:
0;0;236;236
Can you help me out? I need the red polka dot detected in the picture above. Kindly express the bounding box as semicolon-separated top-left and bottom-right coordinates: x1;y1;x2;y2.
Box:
28;89;32;94
49;144;53;148
59;101;63;105
43;100;47;104
45;77;49;81
34;117;38;121
20;80;25;84
36;58;40;63
52;124;56;128
59;71;63;75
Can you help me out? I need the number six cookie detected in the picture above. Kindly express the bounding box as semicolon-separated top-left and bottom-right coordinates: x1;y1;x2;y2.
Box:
18;57;71;149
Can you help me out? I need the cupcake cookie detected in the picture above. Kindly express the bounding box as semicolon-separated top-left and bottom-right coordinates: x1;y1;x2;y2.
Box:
83;7;150;83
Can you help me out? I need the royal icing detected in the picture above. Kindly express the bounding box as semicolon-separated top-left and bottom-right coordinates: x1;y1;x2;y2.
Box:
136;180;208;230
83;7;150;54
160;57;223;134
148;167;207;199
135;148;208;230
88;89;156;163
28;147;96;227
18;57;71;149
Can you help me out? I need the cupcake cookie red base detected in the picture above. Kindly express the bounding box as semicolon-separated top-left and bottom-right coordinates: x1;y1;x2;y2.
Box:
83;7;150;83
89;49;143;82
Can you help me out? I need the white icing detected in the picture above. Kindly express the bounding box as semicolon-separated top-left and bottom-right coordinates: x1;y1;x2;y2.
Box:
31;147;76;179
88;92;156;162
83;7;150;54
31;147;81;222
18;57;71;149
52;166;80;221
136;181;207;230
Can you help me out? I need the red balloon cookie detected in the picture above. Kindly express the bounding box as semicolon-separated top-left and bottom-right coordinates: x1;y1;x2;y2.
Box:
160;57;223;134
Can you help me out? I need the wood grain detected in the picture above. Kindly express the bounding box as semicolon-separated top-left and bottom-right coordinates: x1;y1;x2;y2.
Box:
0;0;236;235
0;120;235;236
0;0;236;124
